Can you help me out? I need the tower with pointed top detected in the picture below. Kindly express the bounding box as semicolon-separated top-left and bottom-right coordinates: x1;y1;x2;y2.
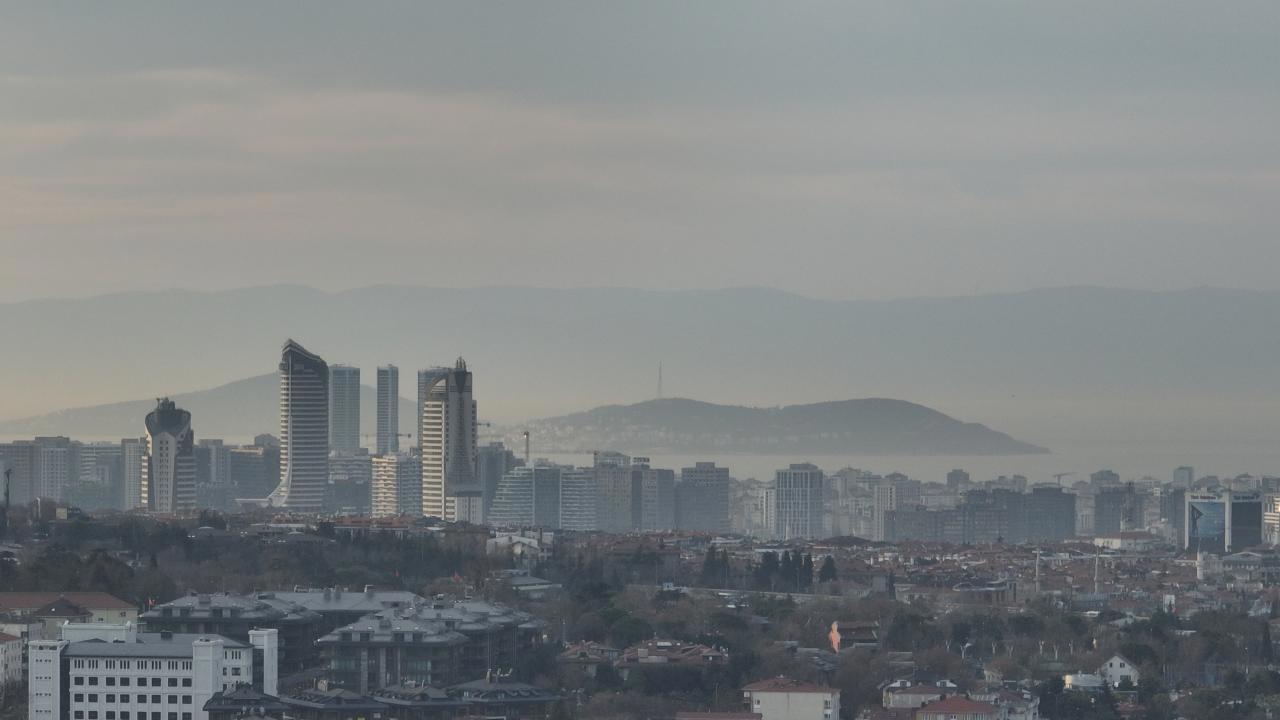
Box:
419;357;480;522
142;397;195;513
269;339;329;511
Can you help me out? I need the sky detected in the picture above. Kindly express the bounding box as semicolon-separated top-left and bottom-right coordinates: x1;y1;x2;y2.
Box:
2;2;1280;302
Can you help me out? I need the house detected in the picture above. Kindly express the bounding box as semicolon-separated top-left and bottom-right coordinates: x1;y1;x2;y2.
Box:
913;696;997;720
617;639;727;680
557;641;620;678
742;677;839;720
881;679;957;709
1099;654;1139;687
0;592;137;629
1062;673;1105;691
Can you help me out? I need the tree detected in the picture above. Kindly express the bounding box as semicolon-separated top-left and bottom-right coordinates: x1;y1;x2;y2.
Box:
818;556;837;583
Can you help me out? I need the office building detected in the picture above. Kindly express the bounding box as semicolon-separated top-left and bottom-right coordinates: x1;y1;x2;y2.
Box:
1187;490;1263;553
1094;486;1145;536
73;442;123;511
488;464;566;528
1024;486;1077;542
269;340;329;511
477;442;521;519
28;623;277;720
419;359;479;522
872;481;900;542
375;365;399;455
774;463;825;540
328;365;361;456
327;452;372;515
0;441;36;506
1175;466;1195;489
634;459;676;532
195;440;231;512
227;442;279;502
594;464;635;533
676;462;731;534
559;467;597;531
32;437;78;503
946;469;970;490
142;399;196;514
371;454;421;518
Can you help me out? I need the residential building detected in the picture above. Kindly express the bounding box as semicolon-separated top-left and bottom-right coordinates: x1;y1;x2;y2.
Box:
329;365;361;456
371;454;422;518
327;452;372;515
872;481;899;542
194;440;231;512
1;631;23;684
676;462;731;534
741;677;839;720
0;441;36;505
269;340;330;511
1024;486;1077;542
774;464;824;540
0;592;137;628
617;639;728;681
34;437;79;503
375;365;399;455
142;398;196;514
1175;466;1195;489
141;593;319;674
489;465;565;529
1099;654;1139;687
120;438;146;511
419;359;479;522
913;696;997;720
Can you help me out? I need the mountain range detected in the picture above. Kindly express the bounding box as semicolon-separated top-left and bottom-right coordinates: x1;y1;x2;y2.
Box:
3;284;1279;452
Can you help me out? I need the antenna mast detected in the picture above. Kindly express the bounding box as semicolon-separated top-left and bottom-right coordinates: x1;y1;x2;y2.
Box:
657;361;663;399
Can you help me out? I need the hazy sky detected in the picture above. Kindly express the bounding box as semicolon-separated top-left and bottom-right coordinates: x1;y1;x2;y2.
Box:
2;2;1279;302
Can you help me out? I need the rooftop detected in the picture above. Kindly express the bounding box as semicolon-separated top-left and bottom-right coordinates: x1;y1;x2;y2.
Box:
0;592;135;611
64;633;246;658
742;677;833;694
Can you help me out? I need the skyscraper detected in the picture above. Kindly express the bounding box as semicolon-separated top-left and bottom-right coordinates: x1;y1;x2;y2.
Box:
676;462;731;533
478;442;521;519
269;339;329;511
142;397;196;513
329;364;361;455
774;463;825;540
120;437;145;510
376;365;400;455
1175;466;1195;489
420;358;479;522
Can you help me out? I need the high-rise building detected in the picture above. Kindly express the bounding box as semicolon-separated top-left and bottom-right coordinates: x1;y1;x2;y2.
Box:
120;437;146;510
773;463;825;540
478;442;521;519
196;439;232;511
0;441;36;506
142;397;196;513
676;462;731;534
269;339;329;511
872;481;900;542
489;464;564;528
376;365;400;455
1024;486;1077;542
634;459;676;532
420;359;479;522
1187;489;1262;554
228;442;279;501
1174;466;1195;489
559;467;597;531
594;464;635;533
29;437;78;503
329;364;361;455
328;451;372;514
371;454;421;517
417;367;449;456
72;442;123;510
946;469;970;490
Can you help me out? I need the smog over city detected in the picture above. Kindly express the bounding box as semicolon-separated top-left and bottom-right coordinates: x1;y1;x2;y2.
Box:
2;4;1279;720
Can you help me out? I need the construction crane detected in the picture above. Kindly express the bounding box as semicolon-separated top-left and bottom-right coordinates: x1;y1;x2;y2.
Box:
1053;472;1076;487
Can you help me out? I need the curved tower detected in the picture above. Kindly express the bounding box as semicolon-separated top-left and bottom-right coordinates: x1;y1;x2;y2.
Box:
142;397;195;513
420;358;479;521
269;339;329;511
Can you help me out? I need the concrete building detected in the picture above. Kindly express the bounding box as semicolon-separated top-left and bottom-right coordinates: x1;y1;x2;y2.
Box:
489;465;564;529
142;399;196;514
141;594;315;674
872;481;900;542
914;696;997;720
269;340;330;511
774;464;825;540
375;365;399;455
635;460;676;532
327;452;372;515
741;677;839;720
28;623;277;720
328;365;361;456
676;462;731;534
1187;489;1263;554
33;437;78;503
1175;466;1195;489
195;440;231;512
419;360;479;522
559;467;597;531
477;442;520;521
371;454;421;518
120;439;146;511
0;630;21;684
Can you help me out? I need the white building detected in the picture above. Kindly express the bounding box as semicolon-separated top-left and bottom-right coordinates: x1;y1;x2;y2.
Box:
419;359;479;522
142;398;196;513
742;677;839;720
120;439;146;511
28;623;277;720
773;464;824;540
0;630;23;684
1098;653;1139;687
371;454;421;517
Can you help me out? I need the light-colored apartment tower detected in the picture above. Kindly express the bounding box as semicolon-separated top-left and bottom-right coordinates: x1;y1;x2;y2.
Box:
774;463;825;540
419;358;479;522
371;454;422;517
142;398;196;513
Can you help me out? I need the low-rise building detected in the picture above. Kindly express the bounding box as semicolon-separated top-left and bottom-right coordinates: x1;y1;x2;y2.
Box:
1098;654;1139;687
0;630;23;684
913;697;997;720
0;592;137;630
742;677;839;720
617;640;728;680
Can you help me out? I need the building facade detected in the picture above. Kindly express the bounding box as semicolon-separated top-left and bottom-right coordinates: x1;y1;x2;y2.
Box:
269;340;330;511
328;365;361;456
774;464;825;540
371;454;422;518
142;399;196;514
419;359;479;523
375;365;399;455
676;462;731;534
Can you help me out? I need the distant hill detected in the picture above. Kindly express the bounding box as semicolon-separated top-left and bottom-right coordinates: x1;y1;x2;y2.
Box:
0;374;418;442
519;397;1048;455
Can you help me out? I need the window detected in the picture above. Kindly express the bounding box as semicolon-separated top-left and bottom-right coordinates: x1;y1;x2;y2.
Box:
181;679;191;688
88;712;98;720
151;696;160;704
151;679;161;687
119;678;129;687
106;695;115;703
167;679;177;687
169;712;178;720
107;678;116;686
137;696;147;704
88;695;98;703
74;713;84;720
181;715;191;720
181;696;191;705
120;695;130;704
122;713;130;719
231;668;240;676
168;696;177;705
75;694;84;703
107;712;116;719
89;678;99;686
74;677;85;686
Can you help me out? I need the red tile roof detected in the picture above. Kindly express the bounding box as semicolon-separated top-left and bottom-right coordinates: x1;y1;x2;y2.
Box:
742;677;834;694
0;592;135;611
0;632;21;643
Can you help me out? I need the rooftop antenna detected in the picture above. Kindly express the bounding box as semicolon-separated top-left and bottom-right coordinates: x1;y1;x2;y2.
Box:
522;431;530;467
